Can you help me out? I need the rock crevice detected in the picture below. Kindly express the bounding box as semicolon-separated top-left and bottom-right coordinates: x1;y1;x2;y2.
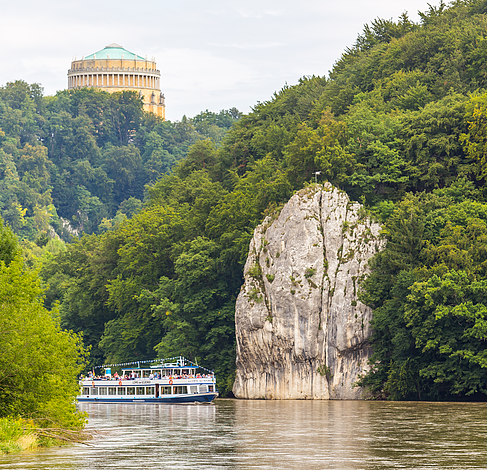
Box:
233;184;383;399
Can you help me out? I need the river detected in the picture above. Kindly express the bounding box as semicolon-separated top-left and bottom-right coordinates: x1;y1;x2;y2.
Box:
0;400;486;469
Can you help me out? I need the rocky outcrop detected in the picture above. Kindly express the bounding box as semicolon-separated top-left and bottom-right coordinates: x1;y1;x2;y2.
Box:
233;183;383;399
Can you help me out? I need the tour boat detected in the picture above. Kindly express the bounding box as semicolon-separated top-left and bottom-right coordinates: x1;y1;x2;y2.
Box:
77;356;218;404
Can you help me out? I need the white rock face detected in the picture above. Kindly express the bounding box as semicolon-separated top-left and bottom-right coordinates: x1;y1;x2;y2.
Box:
233;183;383;399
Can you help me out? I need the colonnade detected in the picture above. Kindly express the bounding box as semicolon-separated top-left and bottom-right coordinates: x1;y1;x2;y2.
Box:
68;72;160;89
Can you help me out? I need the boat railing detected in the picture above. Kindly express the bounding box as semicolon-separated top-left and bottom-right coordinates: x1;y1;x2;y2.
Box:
82;374;215;382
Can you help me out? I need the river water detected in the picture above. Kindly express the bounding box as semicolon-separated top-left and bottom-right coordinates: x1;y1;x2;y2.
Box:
0;400;486;469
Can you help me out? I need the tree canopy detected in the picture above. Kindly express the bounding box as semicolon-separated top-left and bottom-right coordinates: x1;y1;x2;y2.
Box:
0;219;87;431
6;0;487;399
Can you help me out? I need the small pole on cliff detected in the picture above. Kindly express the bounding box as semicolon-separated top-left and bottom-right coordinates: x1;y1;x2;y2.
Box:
314;171;321;184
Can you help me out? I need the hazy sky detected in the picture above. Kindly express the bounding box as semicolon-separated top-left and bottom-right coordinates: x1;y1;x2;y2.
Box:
1;0;434;121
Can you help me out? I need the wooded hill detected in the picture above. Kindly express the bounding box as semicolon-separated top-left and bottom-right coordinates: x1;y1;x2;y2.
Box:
4;0;487;398
0;83;240;238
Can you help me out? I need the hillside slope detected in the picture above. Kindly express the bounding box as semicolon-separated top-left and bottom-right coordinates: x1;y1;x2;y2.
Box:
34;0;487;398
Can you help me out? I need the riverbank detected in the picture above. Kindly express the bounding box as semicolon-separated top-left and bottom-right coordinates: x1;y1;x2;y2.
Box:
0;418;38;455
0;417;92;456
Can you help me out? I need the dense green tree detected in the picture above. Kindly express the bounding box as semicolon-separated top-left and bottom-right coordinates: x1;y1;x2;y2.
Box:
359;190;487;400
0;81;241;239
0;219;86;430
0;256;87;429
146;237;236;394
18;0;487;399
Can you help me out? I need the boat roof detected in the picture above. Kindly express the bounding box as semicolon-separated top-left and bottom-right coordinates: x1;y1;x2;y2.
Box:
99;357;213;374
121;364;199;370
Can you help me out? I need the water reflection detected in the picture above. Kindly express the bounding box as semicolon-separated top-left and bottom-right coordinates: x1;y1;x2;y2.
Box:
0;400;486;469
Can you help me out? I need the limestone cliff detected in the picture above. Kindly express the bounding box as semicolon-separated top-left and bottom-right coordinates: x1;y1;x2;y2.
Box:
233;183;383;399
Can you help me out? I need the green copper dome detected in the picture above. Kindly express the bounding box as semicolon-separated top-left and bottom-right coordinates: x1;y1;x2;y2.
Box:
85;44;146;61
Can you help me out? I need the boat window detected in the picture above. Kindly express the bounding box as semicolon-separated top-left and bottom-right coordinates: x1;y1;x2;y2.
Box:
182;369;189;375
99;387;107;395
108;387;117;395
200;385;208;393
146;386;155;395
136;387;145;395
91;388;98;395
117;387;125;395
142;370;151;378
174;386;188;394
83;387;90;395
127;387;135;395
190;386;198;394
162;369;171;376
153;370;161;377
162;386;172;395
209;385;214;392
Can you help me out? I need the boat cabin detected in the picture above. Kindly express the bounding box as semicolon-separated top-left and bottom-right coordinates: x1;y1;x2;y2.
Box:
79;357;217;403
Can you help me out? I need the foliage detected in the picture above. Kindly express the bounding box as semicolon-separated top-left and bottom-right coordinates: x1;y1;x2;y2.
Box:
358;190;487;400
24;0;487;398
0;418;37;455
0;220;87;433
0;81;241;240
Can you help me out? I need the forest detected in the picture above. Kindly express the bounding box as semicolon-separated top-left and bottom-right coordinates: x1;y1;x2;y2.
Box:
2;0;487;416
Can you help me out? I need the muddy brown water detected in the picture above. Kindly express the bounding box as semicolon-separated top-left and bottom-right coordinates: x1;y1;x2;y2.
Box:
1;399;486;469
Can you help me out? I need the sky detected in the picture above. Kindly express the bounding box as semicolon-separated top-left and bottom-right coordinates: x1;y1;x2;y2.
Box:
0;0;435;121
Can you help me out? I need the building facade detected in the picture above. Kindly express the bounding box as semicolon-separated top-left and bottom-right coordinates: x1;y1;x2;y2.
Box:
68;43;165;119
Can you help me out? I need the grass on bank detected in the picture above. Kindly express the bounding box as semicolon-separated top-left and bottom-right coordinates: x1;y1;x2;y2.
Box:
0;417;91;455
0;418;38;455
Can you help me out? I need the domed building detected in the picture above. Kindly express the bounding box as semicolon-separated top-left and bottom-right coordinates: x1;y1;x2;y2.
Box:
67;43;165;119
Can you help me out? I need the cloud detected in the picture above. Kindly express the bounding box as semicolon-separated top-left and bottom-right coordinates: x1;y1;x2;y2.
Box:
208;42;285;50
236;9;284;19
0;0;433;120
